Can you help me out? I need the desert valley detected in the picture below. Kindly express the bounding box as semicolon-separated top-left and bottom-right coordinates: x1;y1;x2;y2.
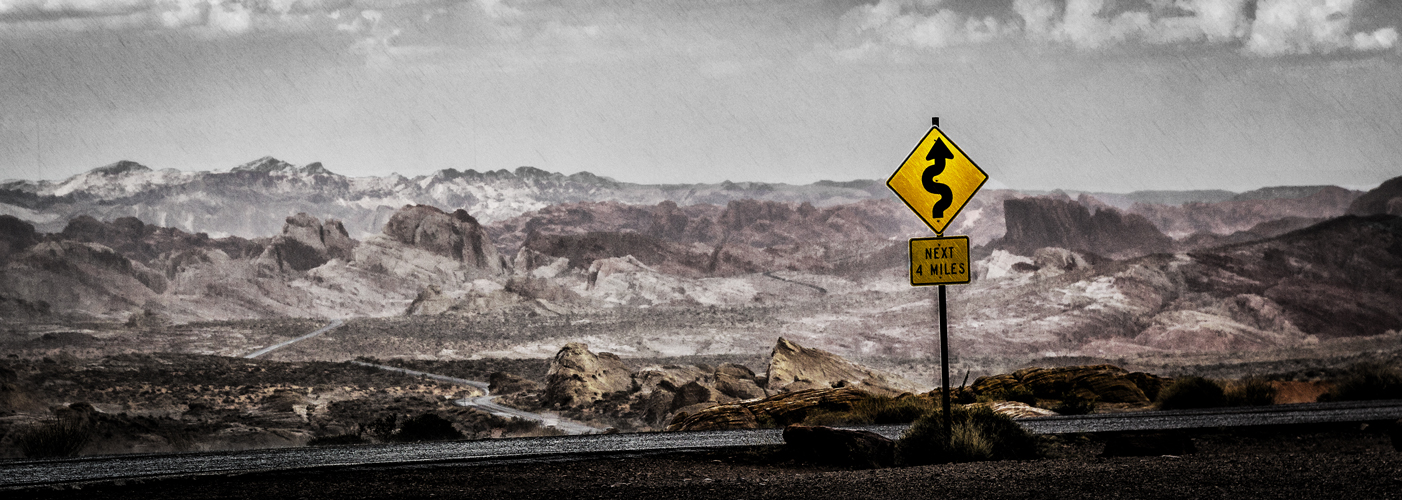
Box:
1;159;1401;458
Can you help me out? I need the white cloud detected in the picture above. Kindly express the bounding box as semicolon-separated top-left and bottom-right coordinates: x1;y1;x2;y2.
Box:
837;0;1018;54
837;0;1398;57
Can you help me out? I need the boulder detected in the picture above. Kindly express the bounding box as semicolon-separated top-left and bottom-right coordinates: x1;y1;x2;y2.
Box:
542;343;634;408
670;380;721;412
715;373;766;400
765;337;917;396
670;404;757;431
487;372;540;395
783;424;895;468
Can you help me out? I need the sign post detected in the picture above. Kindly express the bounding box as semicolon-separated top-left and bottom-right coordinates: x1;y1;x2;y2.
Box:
886;117;988;443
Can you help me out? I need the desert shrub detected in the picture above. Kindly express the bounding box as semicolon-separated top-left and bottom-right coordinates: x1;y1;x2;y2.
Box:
1318;363;1402;402
1224;378;1277;407
393;413;463;442
1051;393;1097;415
896;405;1040;465
804;394;937;426
977;385;1037;406
1157;376;1226;410
17;418;92;458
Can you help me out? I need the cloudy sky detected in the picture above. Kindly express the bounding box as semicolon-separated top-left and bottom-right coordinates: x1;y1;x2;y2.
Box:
1;0;1399;192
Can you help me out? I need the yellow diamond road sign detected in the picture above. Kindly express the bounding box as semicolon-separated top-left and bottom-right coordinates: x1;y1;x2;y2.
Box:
886;126;989;235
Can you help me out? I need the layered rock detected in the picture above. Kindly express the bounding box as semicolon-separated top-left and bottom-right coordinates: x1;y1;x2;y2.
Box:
542;343;634;408
765;338;918;395
970;365;1163;404
666;387;868;431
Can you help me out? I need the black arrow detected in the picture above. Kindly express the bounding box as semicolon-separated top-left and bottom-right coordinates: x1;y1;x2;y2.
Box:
923;138;954;219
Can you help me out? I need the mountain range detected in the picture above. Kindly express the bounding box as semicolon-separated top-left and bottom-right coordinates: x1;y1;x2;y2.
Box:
2;157;1400;360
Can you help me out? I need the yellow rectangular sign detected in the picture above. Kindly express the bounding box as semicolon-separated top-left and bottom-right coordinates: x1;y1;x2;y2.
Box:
909;236;970;286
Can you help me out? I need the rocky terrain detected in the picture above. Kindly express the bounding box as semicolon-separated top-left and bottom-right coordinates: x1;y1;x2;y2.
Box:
0;352;561;459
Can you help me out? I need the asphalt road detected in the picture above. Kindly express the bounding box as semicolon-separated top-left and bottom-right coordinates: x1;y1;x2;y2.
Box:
4;399;1400;489
243;319;345;359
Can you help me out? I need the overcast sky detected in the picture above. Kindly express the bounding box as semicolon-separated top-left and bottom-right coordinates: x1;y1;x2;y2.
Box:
1;0;1400;192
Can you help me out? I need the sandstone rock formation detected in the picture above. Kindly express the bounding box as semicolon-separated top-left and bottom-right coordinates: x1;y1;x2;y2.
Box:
542;343;634;408
765;338;918;396
997;196;1173;259
970;365;1163;404
667;387;869;431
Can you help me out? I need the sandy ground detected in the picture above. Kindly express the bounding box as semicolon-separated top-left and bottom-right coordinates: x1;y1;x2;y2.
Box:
11;425;1399;499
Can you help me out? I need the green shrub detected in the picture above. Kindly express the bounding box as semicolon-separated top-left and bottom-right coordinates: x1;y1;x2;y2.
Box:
17;418;92;458
1224;378;1277;406
1319;363;1402;402
1157;376;1226;410
896;405;1040;466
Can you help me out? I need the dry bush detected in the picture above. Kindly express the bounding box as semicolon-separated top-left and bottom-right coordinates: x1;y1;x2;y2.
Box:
804;394;936;426
1318;363;1402;402
16;417;92;459
896;405;1039;466
1270;381;1331;404
1157;376;1225;410
1224;378;1277;407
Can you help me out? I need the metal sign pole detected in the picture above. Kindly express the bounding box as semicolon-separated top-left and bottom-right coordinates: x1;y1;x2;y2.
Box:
939;282;952;441
930;117;953;443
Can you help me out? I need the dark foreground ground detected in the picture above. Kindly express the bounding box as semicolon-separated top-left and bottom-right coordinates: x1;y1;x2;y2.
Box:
11;425;1400;500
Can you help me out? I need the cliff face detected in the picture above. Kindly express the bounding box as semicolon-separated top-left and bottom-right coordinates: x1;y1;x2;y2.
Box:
998;197;1173;259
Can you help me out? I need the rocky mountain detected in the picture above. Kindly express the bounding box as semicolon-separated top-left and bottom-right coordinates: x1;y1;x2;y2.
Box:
0;158;888;239
994;195;1174;259
0;202;515;322
1347;176;1402;216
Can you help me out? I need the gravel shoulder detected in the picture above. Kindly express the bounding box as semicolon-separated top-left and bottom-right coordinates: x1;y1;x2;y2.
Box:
13;425;1399;499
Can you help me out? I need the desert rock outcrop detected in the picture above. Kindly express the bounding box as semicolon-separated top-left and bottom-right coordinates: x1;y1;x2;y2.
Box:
998;196;1172;259
667;387;869;431
542;343;633;408
765;338;918;396
384;205;502;272
970;365;1163;404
